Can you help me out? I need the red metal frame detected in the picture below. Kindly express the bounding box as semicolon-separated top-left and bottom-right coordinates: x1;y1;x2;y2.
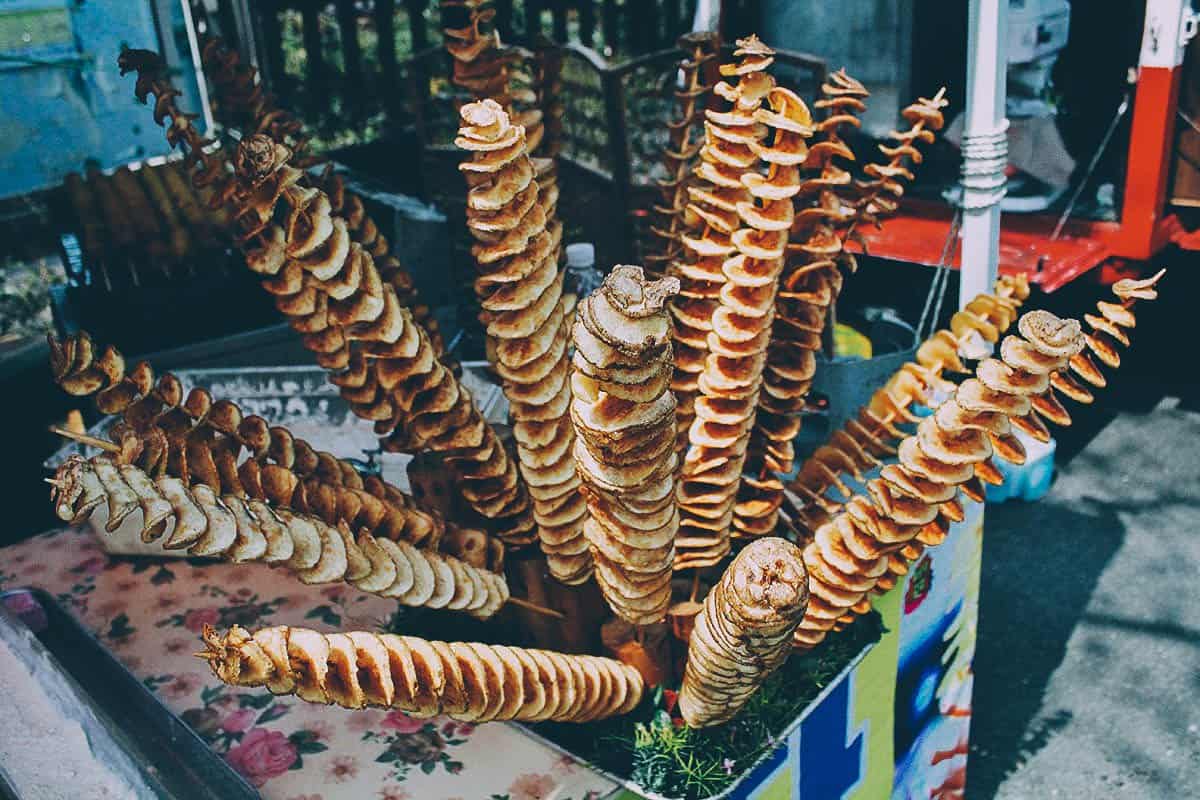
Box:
851;2;1196;292
847;200;1114;293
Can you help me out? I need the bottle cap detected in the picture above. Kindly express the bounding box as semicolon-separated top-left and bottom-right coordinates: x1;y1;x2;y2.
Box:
565;242;595;269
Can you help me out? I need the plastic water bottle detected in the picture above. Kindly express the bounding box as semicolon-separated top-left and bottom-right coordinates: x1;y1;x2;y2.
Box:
565;242;603;299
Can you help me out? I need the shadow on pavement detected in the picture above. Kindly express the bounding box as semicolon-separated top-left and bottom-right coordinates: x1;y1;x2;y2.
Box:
967;495;1126;797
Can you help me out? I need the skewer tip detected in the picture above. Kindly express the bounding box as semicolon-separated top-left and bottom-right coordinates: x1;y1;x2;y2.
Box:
507;596;566;620
49;425;122;454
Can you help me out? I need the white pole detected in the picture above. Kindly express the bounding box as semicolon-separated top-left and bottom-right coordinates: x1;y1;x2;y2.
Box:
958;0;1009;307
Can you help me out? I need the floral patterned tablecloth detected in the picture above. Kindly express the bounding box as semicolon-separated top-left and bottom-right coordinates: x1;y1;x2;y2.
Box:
0;526;619;800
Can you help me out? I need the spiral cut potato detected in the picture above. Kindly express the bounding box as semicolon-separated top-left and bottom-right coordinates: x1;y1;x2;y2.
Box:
793;271;1164;649
119;51;353;372
134;126;448;461
748;70;867;473
199;624;644;722
852;91;949;224
442;0;558;210
201;40;300;150
455;99;585;580
642;32;720;276
674;37;812;569
121;48;532;542
668;37;776;468
243;135;537;541
746;81;949;544
200;38;311;162
313;165;446;355
735;69;868;542
118;50;232;196
787;274;1030;544
200;38;444;355
791;276;1028;597
677;537;808;727
43;334;506;567
50;455;509;619
571;266;681;623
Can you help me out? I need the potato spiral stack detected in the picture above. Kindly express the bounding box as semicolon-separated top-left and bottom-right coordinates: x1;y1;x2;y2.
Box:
744;83;947;543
314;166;445;355
233;134;535;543
200;624;644;722
853;92;948;223
200;38;444;355
794;272;1163;649
50;455;510;619
456;99;586;581
119;52;535;545
675;37;811;569
790;279;1028;599
118;50;232;201
200;38;309;160
44;333;500;561
570;266;681;624
668;37;775;468
442;1;556;204
643;32;720;276
735;70;868;542
787;275;1030;540
748;70;865;470
678;537;808;727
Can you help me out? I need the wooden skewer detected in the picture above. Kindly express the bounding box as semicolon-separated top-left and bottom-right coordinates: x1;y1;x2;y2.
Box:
689;570;701;603
49;425;121;454
507;596;566;620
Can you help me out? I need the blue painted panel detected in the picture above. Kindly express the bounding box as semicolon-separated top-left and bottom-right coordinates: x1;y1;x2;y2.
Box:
0;0;207;198
799;678;864;799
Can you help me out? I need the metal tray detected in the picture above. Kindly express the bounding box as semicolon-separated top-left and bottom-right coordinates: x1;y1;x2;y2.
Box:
0;588;258;800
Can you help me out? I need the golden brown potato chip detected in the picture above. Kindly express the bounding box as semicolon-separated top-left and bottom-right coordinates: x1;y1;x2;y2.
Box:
346;631;394;707
351;533;398;593
395;540;436;607
400;635;446;718
450;642;490;721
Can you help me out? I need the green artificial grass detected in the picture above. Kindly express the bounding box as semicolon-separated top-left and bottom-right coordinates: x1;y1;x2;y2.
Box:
529;612;884;800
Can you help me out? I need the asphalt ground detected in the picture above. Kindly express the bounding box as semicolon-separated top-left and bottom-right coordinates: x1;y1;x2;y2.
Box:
967;261;1200;799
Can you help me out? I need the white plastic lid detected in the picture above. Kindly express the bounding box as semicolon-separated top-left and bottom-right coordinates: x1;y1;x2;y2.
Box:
1013;426;1056;460
565;242;595;269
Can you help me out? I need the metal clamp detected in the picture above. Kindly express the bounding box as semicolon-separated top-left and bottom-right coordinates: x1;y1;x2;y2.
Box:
959;121;1010;210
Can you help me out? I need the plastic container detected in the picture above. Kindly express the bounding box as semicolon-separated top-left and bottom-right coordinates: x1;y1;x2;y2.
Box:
565;242;603;298
795;312;918;458
986;429;1057;503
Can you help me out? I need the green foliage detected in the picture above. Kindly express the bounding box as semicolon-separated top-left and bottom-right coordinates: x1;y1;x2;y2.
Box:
531;612;884;800
273;4;443;153
629;712;728;797
0;257;63;341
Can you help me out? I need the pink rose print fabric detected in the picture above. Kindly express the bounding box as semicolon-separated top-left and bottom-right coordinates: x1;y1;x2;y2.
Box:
0;526;617;798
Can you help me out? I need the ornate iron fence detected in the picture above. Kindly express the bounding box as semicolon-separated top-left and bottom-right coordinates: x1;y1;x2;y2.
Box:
405;39;824;264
